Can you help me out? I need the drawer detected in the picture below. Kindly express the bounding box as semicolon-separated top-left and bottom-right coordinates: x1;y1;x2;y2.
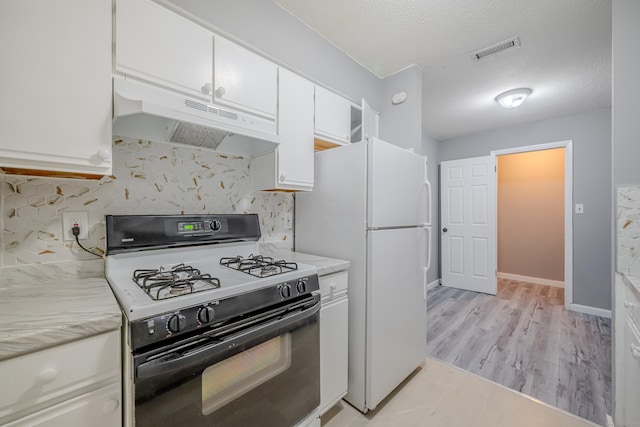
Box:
0;330;120;421
319;271;348;301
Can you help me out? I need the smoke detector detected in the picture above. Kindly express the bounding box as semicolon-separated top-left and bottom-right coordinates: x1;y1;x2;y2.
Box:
471;36;521;61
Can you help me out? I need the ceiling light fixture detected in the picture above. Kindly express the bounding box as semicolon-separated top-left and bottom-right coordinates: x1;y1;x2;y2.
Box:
495;88;532;109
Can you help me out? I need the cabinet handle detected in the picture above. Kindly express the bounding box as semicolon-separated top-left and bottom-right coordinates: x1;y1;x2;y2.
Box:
96;148;111;162
201;83;213;95
631;343;640;359
215;86;226;98
36;368;58;385
624;300;635;308
102;399;120;414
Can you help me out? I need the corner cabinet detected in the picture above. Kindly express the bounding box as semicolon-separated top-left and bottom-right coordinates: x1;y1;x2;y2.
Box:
114;0;214;101
0;0;112;178
0;331;121;427
253;68;314;191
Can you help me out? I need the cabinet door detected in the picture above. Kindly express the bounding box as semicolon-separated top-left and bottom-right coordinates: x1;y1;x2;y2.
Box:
115;0;213;101
4;383;121;427
0;0;112;176
319;297;349;415
214;36;278;118
278;68;314;189
315;86;352;145
622;320;640;426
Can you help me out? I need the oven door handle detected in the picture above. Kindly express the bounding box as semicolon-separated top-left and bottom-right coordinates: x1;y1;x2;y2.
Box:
136;298;319;380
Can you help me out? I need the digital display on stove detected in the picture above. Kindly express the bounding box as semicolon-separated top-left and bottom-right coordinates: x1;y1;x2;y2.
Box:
178;221;203;233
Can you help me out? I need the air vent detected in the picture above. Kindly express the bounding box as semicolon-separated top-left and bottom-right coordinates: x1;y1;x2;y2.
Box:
185;99;207;111
218;109;238;120
471;36;521;61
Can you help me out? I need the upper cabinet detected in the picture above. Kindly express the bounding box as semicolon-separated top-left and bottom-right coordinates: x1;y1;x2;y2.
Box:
213;36;278;119
114;0;213;101
0;0;112;177
253;68;314;191
314;86;352;148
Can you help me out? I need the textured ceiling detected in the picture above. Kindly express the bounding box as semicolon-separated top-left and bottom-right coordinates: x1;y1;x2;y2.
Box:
274;0;612;140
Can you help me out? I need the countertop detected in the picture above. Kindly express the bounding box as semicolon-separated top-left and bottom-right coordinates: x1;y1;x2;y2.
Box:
259;242;350;276
0;259;121;362
623;273;640;298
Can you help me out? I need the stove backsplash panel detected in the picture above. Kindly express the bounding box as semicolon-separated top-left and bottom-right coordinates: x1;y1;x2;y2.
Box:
0;139;293;267
617;185;640;274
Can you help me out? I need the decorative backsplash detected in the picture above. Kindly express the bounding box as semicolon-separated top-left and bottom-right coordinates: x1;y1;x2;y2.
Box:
0;139;294;267
617;186;640;274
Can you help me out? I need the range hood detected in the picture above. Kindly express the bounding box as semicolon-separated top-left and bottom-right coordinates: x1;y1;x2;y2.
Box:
113;77;279;157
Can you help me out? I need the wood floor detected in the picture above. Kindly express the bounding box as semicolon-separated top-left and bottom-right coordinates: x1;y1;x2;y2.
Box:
426;279;611;426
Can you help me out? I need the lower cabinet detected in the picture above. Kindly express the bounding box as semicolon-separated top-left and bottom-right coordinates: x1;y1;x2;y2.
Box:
0;330;121;427
319;271;349;415
616;273;640;427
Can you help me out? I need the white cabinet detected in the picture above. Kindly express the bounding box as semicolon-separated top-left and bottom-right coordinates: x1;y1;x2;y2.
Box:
319;271;349;415
314;86;352;147
615;273;640;427
253;68;314;191
0;331;121;427
214;36;278;119
0;0;112;177
114;0;214;101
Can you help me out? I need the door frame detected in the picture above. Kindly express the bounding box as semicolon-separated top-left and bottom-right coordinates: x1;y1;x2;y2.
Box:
491;140;574;308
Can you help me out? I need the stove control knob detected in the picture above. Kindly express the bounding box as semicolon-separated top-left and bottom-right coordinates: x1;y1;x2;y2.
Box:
296;280;306;294
167;314;186;333
197;306;215;324
280;284;291;299
209;220;222;231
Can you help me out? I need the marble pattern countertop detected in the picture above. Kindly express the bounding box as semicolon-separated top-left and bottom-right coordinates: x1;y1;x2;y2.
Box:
0;259;121;362
259;242;350;276
623;273;640;298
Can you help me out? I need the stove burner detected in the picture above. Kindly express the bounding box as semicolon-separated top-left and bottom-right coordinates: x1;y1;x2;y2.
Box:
132;263;221;300
220;255;298;278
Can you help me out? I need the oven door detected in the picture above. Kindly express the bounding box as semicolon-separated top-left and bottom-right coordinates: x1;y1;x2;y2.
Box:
133;296;320;427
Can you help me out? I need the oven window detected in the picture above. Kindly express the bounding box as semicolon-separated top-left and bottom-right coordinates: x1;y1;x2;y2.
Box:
202;333;292;415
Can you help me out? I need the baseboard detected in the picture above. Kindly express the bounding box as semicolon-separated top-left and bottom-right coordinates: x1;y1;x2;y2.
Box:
427;279;440;290
568;303;612;319
498;272;564;288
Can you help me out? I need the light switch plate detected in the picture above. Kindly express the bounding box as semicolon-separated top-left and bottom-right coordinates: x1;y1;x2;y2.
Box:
575;204;584;214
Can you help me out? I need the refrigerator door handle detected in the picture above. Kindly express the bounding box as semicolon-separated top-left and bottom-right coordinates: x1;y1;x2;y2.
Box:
424;226;431;272
424;158;432;226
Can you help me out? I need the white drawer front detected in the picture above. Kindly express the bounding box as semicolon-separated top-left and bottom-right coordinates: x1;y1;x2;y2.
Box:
319;271;348;302
0;330;120;421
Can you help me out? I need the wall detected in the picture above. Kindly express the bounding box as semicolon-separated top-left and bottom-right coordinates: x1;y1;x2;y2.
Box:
380;65;423;152
0;139;292;267
422;132;440;283
439;108;612;310
497;149;565;281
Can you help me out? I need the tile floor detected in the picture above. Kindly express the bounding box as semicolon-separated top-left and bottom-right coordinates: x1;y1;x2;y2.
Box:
320;358;599;427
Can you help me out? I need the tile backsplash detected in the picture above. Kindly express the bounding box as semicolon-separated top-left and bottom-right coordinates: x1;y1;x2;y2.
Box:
0;139;293;267
617;186;640;274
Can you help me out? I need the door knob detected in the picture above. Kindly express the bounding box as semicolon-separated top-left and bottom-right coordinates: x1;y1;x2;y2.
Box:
443;228;448;233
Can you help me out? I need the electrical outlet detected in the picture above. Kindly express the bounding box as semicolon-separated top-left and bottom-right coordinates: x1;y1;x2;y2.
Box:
62;211;89;241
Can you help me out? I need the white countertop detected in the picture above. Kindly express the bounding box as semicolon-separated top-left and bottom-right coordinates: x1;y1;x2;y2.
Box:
259;242;350;276
0;259;121;361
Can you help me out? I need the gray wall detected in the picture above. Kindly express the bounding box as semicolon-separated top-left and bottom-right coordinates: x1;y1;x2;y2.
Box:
165;0;382;111
380;65;423;152
422;132;440;283
439;108;612;310
612;0;640;186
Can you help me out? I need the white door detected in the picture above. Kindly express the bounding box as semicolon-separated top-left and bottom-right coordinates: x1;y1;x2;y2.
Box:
440;156;497;294
314;86;352;144
368;138;427;228
366;227;427;410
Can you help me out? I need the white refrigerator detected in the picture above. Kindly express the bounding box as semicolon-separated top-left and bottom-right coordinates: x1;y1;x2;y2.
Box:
295;137;431;413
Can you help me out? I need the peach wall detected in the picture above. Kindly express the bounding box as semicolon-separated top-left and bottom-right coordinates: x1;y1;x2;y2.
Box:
497;148;565;281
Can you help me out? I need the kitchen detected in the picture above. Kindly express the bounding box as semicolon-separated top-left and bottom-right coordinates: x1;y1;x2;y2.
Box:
0;1;638;426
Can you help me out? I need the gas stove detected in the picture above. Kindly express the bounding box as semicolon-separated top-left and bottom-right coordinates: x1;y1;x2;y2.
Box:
104;214;318;322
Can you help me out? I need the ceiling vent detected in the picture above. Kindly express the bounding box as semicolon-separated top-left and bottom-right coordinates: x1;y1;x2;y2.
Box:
471;36;521;61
